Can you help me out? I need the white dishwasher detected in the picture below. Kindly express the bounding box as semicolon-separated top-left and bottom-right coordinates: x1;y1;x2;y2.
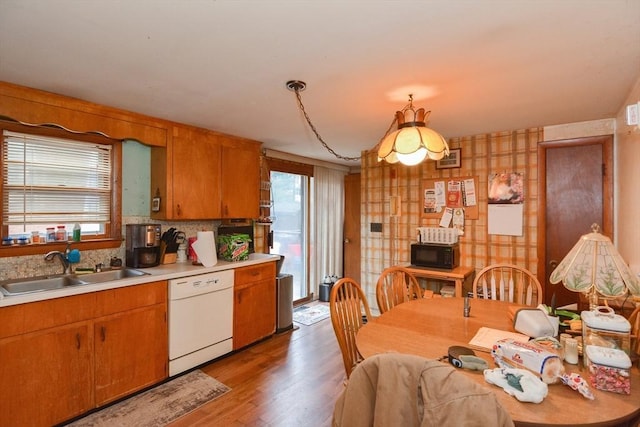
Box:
169;270;234;376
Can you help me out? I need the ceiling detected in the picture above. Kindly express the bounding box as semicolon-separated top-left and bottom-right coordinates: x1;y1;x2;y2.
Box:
1;1;639;166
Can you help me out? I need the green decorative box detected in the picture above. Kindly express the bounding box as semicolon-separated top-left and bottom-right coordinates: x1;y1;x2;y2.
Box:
217;233;251;261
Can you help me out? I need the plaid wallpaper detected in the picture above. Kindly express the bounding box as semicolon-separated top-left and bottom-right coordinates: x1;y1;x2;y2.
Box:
360;128;543;307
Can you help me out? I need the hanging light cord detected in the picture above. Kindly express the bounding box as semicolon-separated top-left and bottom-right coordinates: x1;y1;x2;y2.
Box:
288;81;403;162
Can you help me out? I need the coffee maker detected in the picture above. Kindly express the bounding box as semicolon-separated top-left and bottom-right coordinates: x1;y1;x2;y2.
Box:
126;224;161;268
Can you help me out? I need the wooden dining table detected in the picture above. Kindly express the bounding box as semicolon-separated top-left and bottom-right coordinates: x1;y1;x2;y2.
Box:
356;297;640;427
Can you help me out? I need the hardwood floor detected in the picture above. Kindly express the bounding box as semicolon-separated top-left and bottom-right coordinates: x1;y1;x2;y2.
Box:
170;314;345;427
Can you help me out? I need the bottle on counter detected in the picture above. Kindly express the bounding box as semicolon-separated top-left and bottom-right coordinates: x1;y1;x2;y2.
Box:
73;223;81;242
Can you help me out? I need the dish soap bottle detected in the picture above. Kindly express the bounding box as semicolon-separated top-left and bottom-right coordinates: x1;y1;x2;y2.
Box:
73;223;81;242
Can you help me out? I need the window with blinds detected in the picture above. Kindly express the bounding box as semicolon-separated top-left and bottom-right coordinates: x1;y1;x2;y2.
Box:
2;130;112;237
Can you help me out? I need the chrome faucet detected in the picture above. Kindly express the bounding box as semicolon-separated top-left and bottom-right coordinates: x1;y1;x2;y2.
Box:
44;243;72;275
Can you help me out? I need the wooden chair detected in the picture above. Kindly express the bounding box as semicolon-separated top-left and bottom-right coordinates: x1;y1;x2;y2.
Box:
376;266;423;314
329;278;374;379
472;264;543;306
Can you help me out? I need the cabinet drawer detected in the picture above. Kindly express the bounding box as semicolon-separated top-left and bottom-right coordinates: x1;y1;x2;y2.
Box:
234;263;275;286
96;281;167;317
0;292;97;339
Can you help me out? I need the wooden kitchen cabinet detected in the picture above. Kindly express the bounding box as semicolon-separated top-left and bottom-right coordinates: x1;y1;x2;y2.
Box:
233;262;276;350
94;303;167;405
0;322;93;427
220;139;260;219
0;280;168;427
94;281;168;406
151;124;261;220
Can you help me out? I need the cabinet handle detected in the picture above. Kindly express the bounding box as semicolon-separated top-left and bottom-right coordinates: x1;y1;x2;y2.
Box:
101;326;106;342
177;204;182;216
76;333;81;350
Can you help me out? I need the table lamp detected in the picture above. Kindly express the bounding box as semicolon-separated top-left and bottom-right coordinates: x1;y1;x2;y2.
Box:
549;224;640;310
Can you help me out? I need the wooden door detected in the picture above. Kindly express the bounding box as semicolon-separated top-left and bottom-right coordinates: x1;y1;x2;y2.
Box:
0;323;93;427
233;263;276;350
220;140;260;219
171;126;221;219
538;136;613;307
94;304;168;406
343;173;361;283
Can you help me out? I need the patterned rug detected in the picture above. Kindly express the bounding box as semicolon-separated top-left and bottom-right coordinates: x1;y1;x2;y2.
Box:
293;303;330;326
66;370;230;426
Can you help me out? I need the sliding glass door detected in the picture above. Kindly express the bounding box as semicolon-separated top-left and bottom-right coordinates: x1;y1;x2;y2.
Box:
270;170;310;301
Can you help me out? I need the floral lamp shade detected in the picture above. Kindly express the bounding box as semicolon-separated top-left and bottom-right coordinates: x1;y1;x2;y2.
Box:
549;224;640;299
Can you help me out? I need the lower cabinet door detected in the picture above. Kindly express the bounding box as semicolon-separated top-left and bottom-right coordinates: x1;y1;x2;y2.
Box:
234;278;276;350
0;323;93;427
94;304;168;406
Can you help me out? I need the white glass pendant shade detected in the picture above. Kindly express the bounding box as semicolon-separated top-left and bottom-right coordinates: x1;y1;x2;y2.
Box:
549;224;640;298
377;103;449;166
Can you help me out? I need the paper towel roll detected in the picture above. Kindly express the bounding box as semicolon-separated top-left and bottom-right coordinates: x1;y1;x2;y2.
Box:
192;231;218;267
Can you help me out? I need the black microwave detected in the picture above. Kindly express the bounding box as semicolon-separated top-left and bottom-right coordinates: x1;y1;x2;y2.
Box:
411;243;459;270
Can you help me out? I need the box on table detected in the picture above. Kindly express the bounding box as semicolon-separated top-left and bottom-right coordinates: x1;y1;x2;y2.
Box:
217;233;251;262
584;345;631;394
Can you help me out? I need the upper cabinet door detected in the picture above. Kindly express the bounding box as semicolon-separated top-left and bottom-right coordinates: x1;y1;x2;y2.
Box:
220;139;260;219
171;126;222;219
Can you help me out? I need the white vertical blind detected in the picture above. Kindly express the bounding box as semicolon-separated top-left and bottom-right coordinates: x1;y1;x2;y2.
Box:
2;130;112;226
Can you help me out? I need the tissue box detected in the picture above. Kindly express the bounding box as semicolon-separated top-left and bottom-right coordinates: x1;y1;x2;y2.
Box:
585;345;631;394
217;233;251;261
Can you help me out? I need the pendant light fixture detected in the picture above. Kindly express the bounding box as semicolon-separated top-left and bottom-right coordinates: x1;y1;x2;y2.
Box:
286;81;449;166
377;94;449;166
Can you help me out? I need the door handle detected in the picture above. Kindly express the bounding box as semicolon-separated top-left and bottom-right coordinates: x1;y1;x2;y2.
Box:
344;238;350;244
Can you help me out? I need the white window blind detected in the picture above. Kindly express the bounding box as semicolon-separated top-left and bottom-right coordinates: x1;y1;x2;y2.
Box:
2;130;112;228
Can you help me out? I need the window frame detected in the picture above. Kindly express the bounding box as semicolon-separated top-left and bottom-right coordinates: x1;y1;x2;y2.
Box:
0;121;122;257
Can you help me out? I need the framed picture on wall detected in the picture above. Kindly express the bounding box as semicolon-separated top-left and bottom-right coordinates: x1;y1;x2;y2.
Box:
436;148;461;169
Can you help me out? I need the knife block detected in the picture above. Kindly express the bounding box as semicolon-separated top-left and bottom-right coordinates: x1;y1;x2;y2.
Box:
162;252;177;264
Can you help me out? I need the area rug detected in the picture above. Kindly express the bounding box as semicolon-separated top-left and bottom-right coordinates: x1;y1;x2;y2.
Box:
293;303;330;326
66;370;230;427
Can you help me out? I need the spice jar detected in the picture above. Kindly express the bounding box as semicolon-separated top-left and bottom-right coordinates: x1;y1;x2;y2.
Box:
56;225;67;241
31;230;40;243
46;227;56;242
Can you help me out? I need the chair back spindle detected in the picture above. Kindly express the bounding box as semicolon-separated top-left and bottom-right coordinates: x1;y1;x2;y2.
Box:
473;264;543;307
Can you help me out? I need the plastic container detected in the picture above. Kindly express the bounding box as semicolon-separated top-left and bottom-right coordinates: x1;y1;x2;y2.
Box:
46;227;56;242
581;307;631;365
56;225;67;241
585;345;631;394
31;231;40;243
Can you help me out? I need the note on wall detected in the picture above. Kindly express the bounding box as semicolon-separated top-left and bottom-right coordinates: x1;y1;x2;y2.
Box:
488;204;523;236
422;176;479;220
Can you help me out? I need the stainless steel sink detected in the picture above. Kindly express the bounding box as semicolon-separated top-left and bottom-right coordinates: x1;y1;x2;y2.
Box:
78;268;149;284
0;268;149;296
0;275;89;296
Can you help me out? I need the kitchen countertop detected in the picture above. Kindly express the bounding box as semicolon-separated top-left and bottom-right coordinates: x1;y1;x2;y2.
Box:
0;253;280;308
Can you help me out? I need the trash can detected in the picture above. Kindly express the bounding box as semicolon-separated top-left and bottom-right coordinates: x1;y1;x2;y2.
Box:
276;273;293;333
319;282;333;302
